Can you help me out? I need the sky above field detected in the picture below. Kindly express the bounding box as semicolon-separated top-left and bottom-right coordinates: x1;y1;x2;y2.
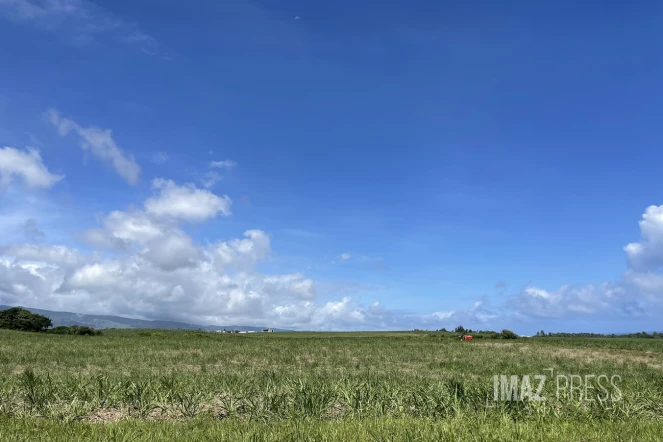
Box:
1;0;662;333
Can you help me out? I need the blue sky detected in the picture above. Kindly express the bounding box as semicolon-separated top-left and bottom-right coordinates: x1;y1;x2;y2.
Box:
1;0;662;333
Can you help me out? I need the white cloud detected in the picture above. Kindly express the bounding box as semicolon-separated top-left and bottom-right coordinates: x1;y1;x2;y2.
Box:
47;110;140;185
0;146;63;188
6;144;663;330
66;261;124;289
0;173;508;330
422;299;498;327
0;0;159;54
509;205;663;322
101;210;163;244
263;273;315;299
623;270;663;296
145;178;231;221
210;160;237;169
0;244;84;268
208;229;271;272
0;240;348;327
511;284;619;319
0;230;503;329
82;180;233;265
0;180;417;329
430;310;455;320
202;160;236;188
142;231;202;271
201;171;221;188
624;205;663;272
80;228;126;250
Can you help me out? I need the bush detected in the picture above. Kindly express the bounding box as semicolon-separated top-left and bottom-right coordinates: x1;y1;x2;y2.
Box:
70;325;101;335
49;326;72;335
0;307;52;332
501;329;518;340
47;325;102;336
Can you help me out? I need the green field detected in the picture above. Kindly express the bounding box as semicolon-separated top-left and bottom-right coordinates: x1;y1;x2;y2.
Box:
1;329;662;441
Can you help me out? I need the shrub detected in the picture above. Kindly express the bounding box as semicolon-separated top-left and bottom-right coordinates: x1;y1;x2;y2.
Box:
70;325;101;335
49;326;72;335
46;325;102;336
501;329;518;340
0;307;52;332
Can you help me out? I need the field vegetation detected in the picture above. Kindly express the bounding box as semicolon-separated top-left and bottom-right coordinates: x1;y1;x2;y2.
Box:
1;328;662;441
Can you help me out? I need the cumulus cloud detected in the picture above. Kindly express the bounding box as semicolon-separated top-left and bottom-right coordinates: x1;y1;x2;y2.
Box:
0;181;334;327
0;166;508;330
101;210;164;244
208;229;271;272
0;231;503;329
0;244;85;268
0;147;63;188
0;172;437;329
263;273;315;300
510;284;621;319
624;205;663;272
48;110;140;185
81;180;232;270
5;141;663;330
145;179;232;221
0;238;376;328
511;204;663;322
80;228;126;250
142;231;202;271
80;180;233;272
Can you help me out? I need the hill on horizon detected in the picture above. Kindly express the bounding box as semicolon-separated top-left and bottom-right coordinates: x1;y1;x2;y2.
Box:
0;305;289;332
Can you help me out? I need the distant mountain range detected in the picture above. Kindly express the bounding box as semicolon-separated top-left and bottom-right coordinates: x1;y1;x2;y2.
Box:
0;305;289;332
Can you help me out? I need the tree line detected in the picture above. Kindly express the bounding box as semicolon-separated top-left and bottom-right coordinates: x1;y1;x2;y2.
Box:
534;330;661;339
413;325;519;339
0;307;101;335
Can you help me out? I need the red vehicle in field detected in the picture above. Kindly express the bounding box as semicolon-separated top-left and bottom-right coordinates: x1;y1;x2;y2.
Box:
461;335;473;341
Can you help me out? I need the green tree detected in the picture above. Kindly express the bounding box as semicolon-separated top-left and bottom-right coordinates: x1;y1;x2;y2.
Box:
501;329;518;340
0;307;52;332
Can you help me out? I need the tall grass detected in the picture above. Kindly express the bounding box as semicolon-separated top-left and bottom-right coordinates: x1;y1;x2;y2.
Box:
1;329;662;440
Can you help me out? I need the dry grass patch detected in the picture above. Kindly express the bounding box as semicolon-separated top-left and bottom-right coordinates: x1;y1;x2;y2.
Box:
83;408;127;423
550;348;663;369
